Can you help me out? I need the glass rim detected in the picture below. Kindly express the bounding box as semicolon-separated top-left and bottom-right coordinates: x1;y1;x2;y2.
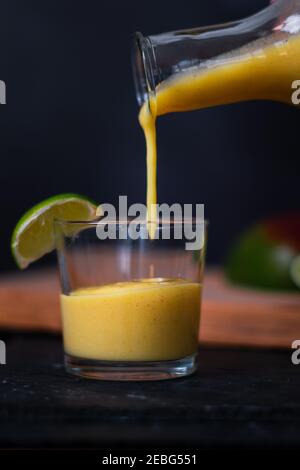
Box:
54;217;208;227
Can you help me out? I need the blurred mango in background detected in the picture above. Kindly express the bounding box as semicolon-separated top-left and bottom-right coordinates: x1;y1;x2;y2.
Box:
225;212;300;292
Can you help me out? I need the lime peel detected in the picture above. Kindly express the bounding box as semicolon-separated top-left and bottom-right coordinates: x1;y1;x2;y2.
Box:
11;193;98;269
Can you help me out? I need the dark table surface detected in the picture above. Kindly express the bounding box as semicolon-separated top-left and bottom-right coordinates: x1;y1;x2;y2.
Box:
0;332;299;451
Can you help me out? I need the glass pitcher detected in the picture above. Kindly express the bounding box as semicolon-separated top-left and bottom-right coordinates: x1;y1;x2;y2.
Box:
132;0;300;113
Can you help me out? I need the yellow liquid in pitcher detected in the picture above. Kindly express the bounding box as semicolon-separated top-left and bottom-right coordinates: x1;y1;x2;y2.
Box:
139;33;300;223
61;279;201;361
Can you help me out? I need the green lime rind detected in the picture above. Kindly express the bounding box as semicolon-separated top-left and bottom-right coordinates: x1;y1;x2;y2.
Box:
225;226;299;292
11;193;98;269
11;193;97;240
290;255;300;289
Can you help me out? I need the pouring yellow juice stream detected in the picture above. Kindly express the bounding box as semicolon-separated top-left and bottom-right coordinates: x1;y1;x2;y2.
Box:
139;33;300;226
61;32;300;363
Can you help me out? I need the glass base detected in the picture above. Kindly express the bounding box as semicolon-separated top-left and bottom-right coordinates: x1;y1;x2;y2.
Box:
64;353;198;381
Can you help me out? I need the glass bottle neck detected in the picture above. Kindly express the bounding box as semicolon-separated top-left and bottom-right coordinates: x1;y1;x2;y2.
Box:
132;0;300;108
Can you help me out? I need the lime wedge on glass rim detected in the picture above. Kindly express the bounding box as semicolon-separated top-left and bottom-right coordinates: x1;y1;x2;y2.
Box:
11;193;98;269
290;255;300;289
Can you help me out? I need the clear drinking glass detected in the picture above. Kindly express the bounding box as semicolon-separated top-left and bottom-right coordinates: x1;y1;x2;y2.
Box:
55;218;206;381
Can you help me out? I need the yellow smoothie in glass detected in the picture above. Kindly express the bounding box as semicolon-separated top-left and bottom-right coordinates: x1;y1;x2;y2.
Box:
61;278;201;361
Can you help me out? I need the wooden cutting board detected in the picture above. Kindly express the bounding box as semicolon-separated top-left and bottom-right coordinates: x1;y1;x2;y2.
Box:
0;268;299;348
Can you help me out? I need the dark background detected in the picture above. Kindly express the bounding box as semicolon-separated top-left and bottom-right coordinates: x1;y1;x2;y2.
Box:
0;0;299;271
